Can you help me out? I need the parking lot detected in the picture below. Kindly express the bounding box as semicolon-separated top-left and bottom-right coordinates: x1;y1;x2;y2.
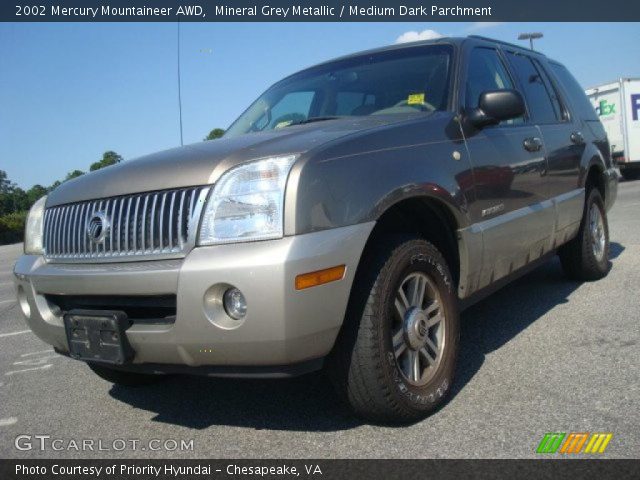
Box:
0;180;638;459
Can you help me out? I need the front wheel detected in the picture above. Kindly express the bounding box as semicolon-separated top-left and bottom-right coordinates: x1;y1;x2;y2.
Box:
559;188;610;281
329;235;459;424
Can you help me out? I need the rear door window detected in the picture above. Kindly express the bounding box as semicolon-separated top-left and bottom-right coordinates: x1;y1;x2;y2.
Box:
506;52;562;124
532;59;567;121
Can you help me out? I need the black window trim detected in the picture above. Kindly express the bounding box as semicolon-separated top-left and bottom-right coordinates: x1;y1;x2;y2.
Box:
502;49;569;126
531;57;571;125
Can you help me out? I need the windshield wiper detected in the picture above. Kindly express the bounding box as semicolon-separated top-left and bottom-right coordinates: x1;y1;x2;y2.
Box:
287;116;343;126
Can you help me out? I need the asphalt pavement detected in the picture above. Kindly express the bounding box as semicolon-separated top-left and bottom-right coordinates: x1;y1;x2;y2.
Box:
0;180;638;459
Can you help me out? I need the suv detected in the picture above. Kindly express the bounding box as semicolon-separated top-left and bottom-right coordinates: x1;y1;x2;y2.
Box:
15;36;618;423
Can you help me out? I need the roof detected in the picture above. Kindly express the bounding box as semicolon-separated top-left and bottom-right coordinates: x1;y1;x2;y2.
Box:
279;35;553;84
309;35;547;68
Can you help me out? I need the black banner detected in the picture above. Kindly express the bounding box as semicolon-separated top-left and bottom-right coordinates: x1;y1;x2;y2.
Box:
2;0;640;22
1;459;640;480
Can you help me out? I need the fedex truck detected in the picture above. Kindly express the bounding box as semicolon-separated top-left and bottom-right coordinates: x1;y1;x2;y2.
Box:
586;78;640;180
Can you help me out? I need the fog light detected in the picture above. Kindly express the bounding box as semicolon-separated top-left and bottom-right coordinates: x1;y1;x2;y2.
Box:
223;288;247;320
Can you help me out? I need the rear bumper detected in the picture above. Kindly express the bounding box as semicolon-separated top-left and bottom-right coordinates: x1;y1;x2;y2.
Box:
13;223;373;371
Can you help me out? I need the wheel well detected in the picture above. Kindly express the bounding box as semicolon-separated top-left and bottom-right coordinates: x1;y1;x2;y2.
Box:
586;165;605;200
361;198;460;287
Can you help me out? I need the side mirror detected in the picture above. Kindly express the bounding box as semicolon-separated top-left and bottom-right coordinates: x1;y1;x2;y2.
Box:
467;89;525;128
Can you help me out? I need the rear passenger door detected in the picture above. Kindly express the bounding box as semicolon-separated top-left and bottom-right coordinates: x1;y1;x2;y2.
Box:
461;46;553;291
504;52;585;247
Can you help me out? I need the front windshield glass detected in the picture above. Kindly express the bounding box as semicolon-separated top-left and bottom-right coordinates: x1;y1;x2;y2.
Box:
225;44;452;138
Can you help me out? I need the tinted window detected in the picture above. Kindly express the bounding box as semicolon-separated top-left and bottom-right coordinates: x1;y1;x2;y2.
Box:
465;48;515;109
335;92;376;116
549;63;599;121
268;91;315;129
533;59;566;120
465;47;522;125
226;45;452;137
506;52;561;123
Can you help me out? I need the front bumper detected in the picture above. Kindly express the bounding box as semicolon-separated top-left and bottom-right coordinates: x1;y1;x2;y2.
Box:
13;223;374;374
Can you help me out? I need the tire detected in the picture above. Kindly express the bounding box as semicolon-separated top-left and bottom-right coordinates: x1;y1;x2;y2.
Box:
328;235;459;424
87;362;165;387
559;188;610;281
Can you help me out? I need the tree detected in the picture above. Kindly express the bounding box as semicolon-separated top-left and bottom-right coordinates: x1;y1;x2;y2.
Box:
27;184;48;204
90;151;123;171
65;170;85;181
204;128;225;141
9;187;29;212
0;170;17;215
0;170;14;193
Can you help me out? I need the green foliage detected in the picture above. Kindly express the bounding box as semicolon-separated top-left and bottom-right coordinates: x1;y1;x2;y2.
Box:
0;170;13;193
0;150;123;244
90;151;122;171
65;170;85;180
204;128;225;141
27;184;48;205
0;211;27;245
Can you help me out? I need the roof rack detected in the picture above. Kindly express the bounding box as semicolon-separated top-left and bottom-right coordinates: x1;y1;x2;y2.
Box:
468;35;546;56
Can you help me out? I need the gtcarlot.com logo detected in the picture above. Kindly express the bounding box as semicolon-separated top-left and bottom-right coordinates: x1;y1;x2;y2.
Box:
536;432;613;454
14;435;194;452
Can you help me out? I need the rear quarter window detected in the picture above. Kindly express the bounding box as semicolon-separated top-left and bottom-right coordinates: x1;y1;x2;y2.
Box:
549;63;599;122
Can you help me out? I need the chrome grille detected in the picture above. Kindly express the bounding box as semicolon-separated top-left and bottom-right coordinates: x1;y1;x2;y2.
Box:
43;186;210;262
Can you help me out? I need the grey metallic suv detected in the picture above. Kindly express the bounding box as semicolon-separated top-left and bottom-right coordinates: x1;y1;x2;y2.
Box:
15;36;618;423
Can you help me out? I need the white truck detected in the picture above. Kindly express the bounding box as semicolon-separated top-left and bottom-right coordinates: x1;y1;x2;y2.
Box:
586;78;640;180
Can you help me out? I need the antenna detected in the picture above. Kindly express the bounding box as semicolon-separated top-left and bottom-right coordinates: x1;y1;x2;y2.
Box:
177;21;184;146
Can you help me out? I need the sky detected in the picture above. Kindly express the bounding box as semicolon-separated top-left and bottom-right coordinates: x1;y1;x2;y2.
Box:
1;22;639;189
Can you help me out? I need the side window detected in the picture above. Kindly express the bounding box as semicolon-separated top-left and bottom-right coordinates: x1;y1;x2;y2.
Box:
533;59;566;121
465;48;514;108
268;91;315;128
549;63;599;121
506;52;561;124
465;48;521;125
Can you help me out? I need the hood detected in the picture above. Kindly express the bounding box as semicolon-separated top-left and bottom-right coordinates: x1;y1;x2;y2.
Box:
47;115;417;207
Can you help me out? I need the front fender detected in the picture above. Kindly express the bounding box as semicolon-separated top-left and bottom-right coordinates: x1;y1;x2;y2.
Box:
285;116;473;235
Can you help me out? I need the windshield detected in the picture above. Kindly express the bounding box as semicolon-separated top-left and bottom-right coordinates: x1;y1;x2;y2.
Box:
225;44;453;138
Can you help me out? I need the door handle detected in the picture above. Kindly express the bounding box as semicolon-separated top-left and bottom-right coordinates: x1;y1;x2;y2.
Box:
523;137;543;152
570;131;584;144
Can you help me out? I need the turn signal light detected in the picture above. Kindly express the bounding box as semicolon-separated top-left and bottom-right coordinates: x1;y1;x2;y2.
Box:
295;265;346;290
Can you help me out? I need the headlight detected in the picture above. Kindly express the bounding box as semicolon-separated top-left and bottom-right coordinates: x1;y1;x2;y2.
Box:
24;196;47;255
198;155;297;245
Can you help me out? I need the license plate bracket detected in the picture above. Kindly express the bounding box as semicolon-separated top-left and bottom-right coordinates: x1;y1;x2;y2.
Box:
63;310;134;365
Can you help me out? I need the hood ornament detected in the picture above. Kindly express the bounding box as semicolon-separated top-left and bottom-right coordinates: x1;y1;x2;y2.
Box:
87;211;110;244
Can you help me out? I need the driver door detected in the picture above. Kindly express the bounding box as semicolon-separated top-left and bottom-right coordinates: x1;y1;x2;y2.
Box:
461;46;553;290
